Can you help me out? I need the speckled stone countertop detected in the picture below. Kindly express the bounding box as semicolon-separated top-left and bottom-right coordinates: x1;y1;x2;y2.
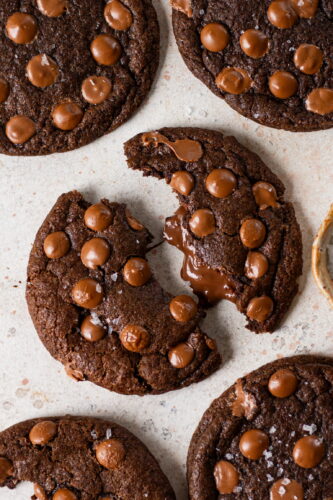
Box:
0;1;332;498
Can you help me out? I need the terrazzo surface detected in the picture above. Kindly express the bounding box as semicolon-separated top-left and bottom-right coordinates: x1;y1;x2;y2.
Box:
0;1;332;498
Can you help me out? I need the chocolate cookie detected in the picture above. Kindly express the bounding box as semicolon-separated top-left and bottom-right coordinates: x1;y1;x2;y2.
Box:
0;0;159;155
171;0;333;131
124;127;303;333
0;415;175;499
26;190;220;395
187;355;333;499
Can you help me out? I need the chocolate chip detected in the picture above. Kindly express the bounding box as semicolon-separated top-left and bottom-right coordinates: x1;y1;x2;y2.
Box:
240;218;266;248
125;209;144;231
267;1;298;29
6;12;38;44
90;34;122;66
80;238;111;269
205;168;237;198
142;132;203;163
81;76;112;105
246;296;274;322
26;54;59;88
269;71;298;99
0;457;13;484
43;231;70;259
213;460;239;494
0;79;10;103
215;67;252;94
293;435;325;468
80;315;106;342
294;44;323;75
268;368;298;398
6;116;36;144
170;171;195;196
95;438;125;469
53;489;77;500
34;483;47;500
104;0;133;30
292;0;318;17
270;479;304;500
119;324;150;351
52;102;83;131
29;421;57;445
189;209;216;238
122;257;151;287
239;29;269;59
239;429;269;460
37;0;68;17
168;342;195;368
252;181;278;209
306;88;333;115
72;278;103;308
84;203;113;231
244;251;269;279
200;23;229;52
169;295;198;322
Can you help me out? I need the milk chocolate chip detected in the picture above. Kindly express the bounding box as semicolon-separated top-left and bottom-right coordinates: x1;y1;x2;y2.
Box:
170;0;193;17
0;457;13;484
53;489;77;500
37;0;68;17
239;429;269;460
270;479;304;500
123;257;152;286
294;44;323;74
215;67;252;94
81;238;110;269
267;1;298;29
246;296;274;322
306;88;333;115
96;439;125;469
252;181;278;209
293;435;325;468
269;71;298;99
52;102;83;131
90;34;122;66
44;231;70;259
104;0;133;30
27;54;59;88
169;295;198;322
29;420;57;445
6;116;36;144
125;209;144;231
189;209;216;237
0;79;10;103
244;251;268;279
168;342;195;368
142;132;203;163
213;460;239;494
6;12;38;44
81;76;112;104
84;203;113;231
72;278;103;308
81;315;106;342
205;168;237;198
240;218;266;248
268;368;298;398
120;324;150;351
239;29;269;59
34;483;47;500
292;0;318;18
170;171;195;195
200;23;229;52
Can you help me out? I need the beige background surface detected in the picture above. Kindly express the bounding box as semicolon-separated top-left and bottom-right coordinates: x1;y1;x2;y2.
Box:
0;1;332;498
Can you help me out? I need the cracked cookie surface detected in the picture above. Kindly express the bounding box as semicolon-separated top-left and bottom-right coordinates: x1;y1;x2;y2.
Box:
0;0;159;155
124;127;303;333
26;190;220;395
187;355;333;499
171;0;333;131
0;415;176;499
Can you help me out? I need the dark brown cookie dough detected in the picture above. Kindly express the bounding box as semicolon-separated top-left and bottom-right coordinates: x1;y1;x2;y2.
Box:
0;415;176;499
171;0;333;131
26;190;221;395
187;355;333;499
124;127;303;333
0;0;159;155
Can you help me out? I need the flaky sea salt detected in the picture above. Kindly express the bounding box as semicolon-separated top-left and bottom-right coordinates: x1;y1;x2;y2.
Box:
302;423;317;434
111;272;118;282
269;426;277;434
90;311;103;326
106;428;112;439
225;453;234;460
96;284;102;293
281;478;291;485
266;474;274;482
